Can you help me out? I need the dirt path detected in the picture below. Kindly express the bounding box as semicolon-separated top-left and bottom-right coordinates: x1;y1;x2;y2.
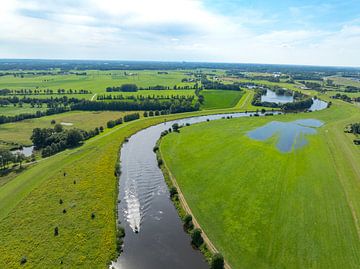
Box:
91;93;97;101
161;154;231;269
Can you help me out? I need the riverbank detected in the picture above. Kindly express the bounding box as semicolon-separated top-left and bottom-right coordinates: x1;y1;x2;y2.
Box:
158;141;231;269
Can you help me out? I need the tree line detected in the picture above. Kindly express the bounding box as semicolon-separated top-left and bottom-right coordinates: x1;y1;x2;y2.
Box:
71;99;199;114
97;94;195;101
0;88;91;96
106;113;140;128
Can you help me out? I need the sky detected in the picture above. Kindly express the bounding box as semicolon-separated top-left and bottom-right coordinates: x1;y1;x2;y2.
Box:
0;0;359;67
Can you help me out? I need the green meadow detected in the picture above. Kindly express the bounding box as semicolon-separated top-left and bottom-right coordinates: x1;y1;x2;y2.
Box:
160;99;360;269
0;70;197;93
200;90;244;109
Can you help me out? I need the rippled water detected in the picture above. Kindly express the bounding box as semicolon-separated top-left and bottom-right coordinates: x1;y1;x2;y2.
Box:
247;119;324;152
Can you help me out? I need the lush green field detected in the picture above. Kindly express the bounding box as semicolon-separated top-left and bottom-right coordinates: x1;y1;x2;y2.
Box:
0;70;196;93
160;100;360;268
200;90;244;109
0;104;47;116
0;111;135;146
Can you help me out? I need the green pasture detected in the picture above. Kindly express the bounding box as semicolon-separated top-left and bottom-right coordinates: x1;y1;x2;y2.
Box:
160;100;360;269
200;90;244;109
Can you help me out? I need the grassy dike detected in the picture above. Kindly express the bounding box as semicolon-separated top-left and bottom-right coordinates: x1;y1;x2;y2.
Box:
159;99;360;269
0;91;256;268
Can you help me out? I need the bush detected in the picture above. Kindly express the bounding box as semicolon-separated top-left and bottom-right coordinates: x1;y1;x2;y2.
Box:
191;228;204;248
20;256;27;265
211;253;224;269
54;227;59;236
169;186;178;198
183;214;194;230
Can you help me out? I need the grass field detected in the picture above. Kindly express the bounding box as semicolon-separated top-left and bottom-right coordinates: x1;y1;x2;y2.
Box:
160;100;360;268
0;70;197;93
200;90;244;109
0;104;47;116
0;111;135;146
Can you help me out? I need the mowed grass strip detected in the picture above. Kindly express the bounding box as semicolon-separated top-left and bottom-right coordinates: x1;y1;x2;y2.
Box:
160;101;360;269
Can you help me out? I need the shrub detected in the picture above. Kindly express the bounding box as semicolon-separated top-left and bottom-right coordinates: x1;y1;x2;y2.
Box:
183;214;194;230
20;256;27;265
191;228;203;248
172;123;179;132
51;119;56;124
211;253;224;269
169;186;178;198
54;227;59;236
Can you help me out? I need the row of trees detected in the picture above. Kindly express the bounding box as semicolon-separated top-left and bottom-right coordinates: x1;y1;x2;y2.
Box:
0;88;91;95
331;93;352;102
124;113;140;122
97;94;195;101
71;100;200;114
106;84;138;92
106;113;140;128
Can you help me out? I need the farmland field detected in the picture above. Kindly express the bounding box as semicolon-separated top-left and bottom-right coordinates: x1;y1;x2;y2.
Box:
0;70;197;93
160;99;360;269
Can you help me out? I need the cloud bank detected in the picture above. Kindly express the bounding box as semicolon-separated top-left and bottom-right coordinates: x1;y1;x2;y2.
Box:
0;0;359;66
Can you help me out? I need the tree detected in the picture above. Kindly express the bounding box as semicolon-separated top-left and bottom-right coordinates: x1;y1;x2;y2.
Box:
66;129;83;147
172;123;180;132
15;152;26;168
211;253;224;269
54;123;63;133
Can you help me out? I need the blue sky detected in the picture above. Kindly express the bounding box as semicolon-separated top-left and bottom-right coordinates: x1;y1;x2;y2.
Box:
0;0;359;66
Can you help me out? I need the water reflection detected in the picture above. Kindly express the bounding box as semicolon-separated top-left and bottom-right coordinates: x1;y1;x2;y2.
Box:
247;119;323;152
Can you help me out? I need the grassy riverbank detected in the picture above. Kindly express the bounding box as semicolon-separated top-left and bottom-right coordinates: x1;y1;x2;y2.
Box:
160;100;360;268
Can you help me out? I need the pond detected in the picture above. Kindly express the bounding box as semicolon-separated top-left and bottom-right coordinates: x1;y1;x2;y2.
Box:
247;119;324;153
261;89;293;103
11;146;34;157
309;98;328;111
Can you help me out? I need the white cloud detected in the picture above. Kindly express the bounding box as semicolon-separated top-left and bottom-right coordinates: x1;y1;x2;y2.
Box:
0;0;359;66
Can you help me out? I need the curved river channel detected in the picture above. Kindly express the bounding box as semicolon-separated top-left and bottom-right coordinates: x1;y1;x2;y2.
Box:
111;99;327;269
